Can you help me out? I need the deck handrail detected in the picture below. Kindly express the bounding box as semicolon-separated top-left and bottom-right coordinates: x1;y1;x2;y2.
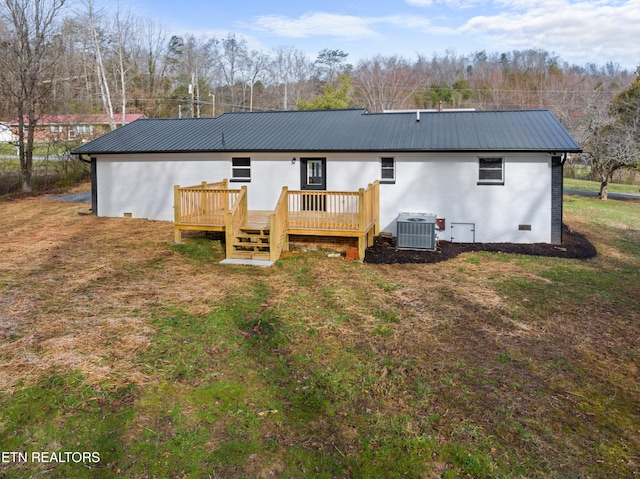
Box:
182;179;229;190
287;190;360;230
286;181;380;232
269;187;289;262
362;180;380;233
225;186;248;258
174;186;241;225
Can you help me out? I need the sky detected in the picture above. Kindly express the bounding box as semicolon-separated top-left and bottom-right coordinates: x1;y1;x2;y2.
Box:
123;0;640;71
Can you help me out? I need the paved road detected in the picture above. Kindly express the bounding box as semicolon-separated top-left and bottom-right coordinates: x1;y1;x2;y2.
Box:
565;189;640;200
42;191;91;203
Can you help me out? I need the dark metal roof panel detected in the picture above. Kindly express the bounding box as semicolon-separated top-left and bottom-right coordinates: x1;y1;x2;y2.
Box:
73;109;581;155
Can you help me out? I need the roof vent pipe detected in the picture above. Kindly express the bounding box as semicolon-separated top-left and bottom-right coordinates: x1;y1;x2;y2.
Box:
416;111;420;122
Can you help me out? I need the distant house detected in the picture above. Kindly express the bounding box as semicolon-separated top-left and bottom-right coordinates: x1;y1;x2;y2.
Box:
73;109;581;262
10;113;145;142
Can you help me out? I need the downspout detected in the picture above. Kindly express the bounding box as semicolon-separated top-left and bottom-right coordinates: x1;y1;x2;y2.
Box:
561;152;568;165
76;154;98;216
551;152;565;245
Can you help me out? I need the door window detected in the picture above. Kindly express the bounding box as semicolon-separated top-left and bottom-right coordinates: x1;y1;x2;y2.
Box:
307;160;323;186
300;158;326;190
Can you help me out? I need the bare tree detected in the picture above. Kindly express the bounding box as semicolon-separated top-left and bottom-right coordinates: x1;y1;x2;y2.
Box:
354;55;420;111
581;92;639;199
269;45;312;110
176;35;215;117
211;33;248;111
239;49;268;111
140;16;166;103
0;0;67;191
81;0;115;129
113;4;136;125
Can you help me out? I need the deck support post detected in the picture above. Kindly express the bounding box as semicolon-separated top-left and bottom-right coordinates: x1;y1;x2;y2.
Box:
358;236;366;262
357;187;366;261
372;181;380;236
224;212;233;259
173;185;182;244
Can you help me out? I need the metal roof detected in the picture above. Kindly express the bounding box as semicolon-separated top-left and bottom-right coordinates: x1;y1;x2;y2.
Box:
73;109;582;155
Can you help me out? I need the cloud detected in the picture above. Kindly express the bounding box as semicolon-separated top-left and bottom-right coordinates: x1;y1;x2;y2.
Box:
460;0;640;67
406;0;435;5
406;0;487;7
251;12;380;40
242;1;638;69
250;11;437;41
383;14;433;29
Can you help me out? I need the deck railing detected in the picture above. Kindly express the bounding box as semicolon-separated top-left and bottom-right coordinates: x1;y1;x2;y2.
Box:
174;179;239;226
287;191;360;230
286;181;380;234
362;181;381;235
269;187;289;262
187;179;229;190
225;186;248;258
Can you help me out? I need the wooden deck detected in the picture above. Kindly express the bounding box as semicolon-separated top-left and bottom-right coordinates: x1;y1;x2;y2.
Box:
246;211;271;229
173;180;380;262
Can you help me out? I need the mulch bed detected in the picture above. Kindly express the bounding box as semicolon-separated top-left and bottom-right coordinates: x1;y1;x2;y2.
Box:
364;224;597;264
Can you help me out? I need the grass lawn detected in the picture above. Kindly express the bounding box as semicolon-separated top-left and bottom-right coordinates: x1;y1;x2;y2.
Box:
0;185;638;478
0;142;76;158
564;177;640;195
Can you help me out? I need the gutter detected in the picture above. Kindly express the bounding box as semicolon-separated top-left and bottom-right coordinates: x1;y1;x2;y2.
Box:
76;153;91;164
72;148;584;156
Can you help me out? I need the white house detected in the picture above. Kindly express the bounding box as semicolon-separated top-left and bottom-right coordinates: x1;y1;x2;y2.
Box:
73;109;581;259
0;122;17;143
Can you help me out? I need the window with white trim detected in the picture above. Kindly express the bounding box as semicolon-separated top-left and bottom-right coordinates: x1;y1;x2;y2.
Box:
231;157;251;182
478;157;504;185
381;157;395;183
75;125;94;135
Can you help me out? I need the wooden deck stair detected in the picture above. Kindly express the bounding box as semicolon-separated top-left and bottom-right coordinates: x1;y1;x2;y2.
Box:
227;211;272;261
230;226;271;260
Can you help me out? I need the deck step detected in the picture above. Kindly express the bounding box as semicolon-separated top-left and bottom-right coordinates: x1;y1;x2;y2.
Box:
233;243;270;251
229;223;272;260
239;228;269;235
228;250;271;260
235;234;269;241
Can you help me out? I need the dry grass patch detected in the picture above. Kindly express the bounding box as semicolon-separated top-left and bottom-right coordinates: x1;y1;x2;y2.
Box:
0;193;233;391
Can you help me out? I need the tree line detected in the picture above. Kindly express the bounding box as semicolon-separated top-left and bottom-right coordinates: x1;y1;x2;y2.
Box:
0;0;638;195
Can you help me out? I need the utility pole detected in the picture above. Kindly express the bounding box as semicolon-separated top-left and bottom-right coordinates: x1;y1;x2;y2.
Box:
190;72;195;118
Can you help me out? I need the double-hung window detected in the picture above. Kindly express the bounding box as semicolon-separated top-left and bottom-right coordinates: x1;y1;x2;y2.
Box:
478;157;504;185
231;157;251;182
381;157;395;184
76;125;94;135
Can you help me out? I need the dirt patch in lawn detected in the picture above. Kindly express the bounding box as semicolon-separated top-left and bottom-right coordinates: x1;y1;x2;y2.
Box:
365;224;597;264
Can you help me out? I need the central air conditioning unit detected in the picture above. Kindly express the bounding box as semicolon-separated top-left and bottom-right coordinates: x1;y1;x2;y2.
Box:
396;213;436;250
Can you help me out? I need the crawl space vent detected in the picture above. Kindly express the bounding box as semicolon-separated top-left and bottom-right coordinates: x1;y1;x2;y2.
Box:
397;213;436;250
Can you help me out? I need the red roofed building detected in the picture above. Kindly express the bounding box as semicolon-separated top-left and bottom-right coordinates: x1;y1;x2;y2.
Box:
9;113;146;142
